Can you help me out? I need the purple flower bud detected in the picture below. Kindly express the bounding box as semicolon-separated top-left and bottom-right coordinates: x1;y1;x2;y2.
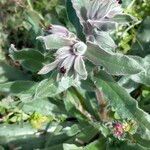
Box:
113;122;124;138
46;25;69;37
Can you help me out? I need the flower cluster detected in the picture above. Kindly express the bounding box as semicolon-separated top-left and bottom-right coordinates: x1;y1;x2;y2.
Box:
37;25;87;80
112;122;124;138
109;120;137;139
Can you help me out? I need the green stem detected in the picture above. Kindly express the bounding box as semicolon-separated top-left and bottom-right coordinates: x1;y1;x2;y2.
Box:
27;0;33;10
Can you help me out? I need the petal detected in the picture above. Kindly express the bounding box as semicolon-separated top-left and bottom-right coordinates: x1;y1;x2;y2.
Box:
50;25;69;37
87;0;100;19
56;52;71;61
74;56;87;80
94;31;117;52
60;55;75;73
38;60;59;74
55;46;71;56
55;46;72;60
88;19;116;30
107;2;122;18
96;0;112;19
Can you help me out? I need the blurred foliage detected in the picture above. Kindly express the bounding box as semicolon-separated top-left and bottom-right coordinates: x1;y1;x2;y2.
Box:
116;0;150;54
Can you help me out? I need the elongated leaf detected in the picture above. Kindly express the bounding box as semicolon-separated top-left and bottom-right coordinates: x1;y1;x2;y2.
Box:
66;0;86;42
0;62;30;83
22;98;67;115
94;31;116;52
9;48;44;61
0;77;74;101
130;55;150;86
67;0;89;25
0;122;70;149
85;42;143;75
0;81;37;94
63;144;83;150
118;76;139;93
108;141;150;150
9;47;45;72
93;71;150;142
111;14;137;24
130;16;150;57
0;81;37;102
34;77;74;99
64;91;90;120
83;138;106;150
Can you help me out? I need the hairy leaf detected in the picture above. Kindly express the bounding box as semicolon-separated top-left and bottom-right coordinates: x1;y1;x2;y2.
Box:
85;42;143;75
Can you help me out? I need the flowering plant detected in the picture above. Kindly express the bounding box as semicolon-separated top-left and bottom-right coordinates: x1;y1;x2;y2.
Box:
0;0;150;149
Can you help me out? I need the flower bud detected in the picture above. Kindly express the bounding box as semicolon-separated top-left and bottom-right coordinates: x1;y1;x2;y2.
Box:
46;25;69;37
113;122;124;138
73;42;87;56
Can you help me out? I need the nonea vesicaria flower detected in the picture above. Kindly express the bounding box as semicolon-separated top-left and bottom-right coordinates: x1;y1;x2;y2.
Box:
38;41;87;80
87;0;122;29
45;25;76;39
113;122;124;138
37;25;88;80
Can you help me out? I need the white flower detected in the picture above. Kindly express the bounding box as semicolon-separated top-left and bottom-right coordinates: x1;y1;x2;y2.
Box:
38;41;88;80
87;0;122;29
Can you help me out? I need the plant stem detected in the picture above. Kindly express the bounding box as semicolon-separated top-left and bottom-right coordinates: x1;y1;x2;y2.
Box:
95;88;108;121
27;0;33;10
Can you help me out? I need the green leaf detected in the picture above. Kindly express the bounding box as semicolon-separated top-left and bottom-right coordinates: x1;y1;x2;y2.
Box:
94;31;116;52
64;90;90;120
93;71;150;142
22;98;67;115
83;138;106;150
0;81;37;102
0;123;38;144
0;62;30;83
130;55;150;86
111;14;137;24
108;140;150;150
9;48;44;61
75;123;99;144
9;46;45;72
0;122;66;149
66;0;86;42
34;77;74;99
70;87;100;120
66;0;89;25
0;81;36;94
85;42;143;75
25;9;43;34
118;76;139;93
63;144;83;150
0;145;4;150
130;16;150;57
